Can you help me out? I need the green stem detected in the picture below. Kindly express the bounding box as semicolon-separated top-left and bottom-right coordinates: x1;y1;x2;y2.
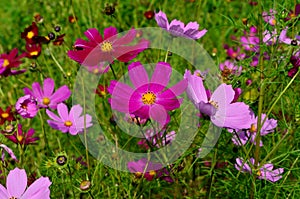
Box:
48;47;66;77
109;64;117;79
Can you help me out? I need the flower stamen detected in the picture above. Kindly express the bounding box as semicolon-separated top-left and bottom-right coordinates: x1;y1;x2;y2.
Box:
101;41;113;52
42;97;50;106
142;91;156;105
64;120;73;127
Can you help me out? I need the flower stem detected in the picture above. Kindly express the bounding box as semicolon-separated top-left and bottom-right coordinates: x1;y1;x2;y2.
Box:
109;64;117;79
48;47;66;77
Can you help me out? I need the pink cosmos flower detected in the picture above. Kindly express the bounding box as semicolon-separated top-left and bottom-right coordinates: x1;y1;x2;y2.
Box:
235;158;284;182
3;124;39;145
67;27;149;67
262;9;277;26
184;70;252;129
0;48;26;77
263;29;277;45
15;95;38;119
231;113;277;146
108;62;187;127
226;47;245;60
138;129;176;149
155;10;207;40
279;27;300;46
127;158;173;182
46;103;93;135
219;60;242;77
0;167;51;198
0;144;17;162
24;78;71;109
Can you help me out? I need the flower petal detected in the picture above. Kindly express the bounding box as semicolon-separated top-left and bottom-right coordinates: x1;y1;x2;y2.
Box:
7;168;27;198
57;103;69;121
155;11;169;29
128;62;149;88
150;62;172;89
0;184;8;199
104;26;118;40
22;176;51;199
43;78;55;97
84;28;103;44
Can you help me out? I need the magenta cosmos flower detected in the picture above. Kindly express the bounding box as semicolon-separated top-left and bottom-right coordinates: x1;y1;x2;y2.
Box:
46;103;93;135
0;144;18;162
235;158;284;182
67;27;149;66
219;60;242;77
15;95;38;119
0;48;26;77
262;9;277;26
184;70;252;129
24;78;71;109
0;167;51;198
3;124;39;145
108;62;187;127
155;10;207;40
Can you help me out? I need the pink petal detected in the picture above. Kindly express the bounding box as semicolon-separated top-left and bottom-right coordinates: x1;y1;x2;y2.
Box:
159;79;187;98
69;104;83;124
155;11;169;29
7;168;27;198
22;177;51;199
149;104;170;128
84;28;103;43
0;184;8;198
211;84;234;107
50;85;71;109
114;28;136;46
169;19;185;36
150;62;172;89
31;82;43;99
184;70;208;104
43;78;55;97
57;103;70;121
104;26;118;40
46;109;62;122
23;87;33;96
128;62;149;88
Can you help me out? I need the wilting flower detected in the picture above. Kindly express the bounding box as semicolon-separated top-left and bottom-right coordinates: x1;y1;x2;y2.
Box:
0;48;26;77
262;9;277;26
219;60;242;78
53;34;65;46
15;95;38;119
144;10;155;20
138;129;176;149
68;27;149;66
108;62;187;127
235;158;284;182
3;124;39;145
0;144;18;162
21;22;39;44
24;78;71;109
127;158;173;182
25;43;42;59
155;10;207;40
231;113;277;146
46;103;93;135
184;70;252;129
0;167;51;198
0;106;15;125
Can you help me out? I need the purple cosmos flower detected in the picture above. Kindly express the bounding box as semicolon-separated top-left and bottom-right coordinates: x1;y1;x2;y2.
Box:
226;47;245;60
235;158;284;182
127;158;173;182
231;113;277;146
286;4;300;20
263;29;278;45
46;103;93;135
15;95;38;119
262;9;277;26
279;27;300;46
0;144;17;162
138;129;176;149
184;70;252;129
155;10;207;40
68;27;149;66
0;48;26;77
0;167;51;198
3;124;39;145
108;62;187;127
24;78;71;109
219;60;242;78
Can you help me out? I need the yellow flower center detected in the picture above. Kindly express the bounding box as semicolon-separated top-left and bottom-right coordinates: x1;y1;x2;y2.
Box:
2;59;9;67
271;19;276;25
17;135;23;142
27;31;34;39
1;113;9;119
256;170;261;176
249;123;257;133
30;51;39;56
209;100;218;109
142;91;156;105
149;170;156;176
42;97;50;105
64;120;73;127
135;172;142;178
101;41;113;52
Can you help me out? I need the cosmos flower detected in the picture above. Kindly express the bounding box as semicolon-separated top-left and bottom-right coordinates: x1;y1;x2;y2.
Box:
184;70;252;129
0;48;26;77
155;10;207;40
25;43;42;59
231;113;277;146
0;144;18;162
0;167;51;198
286;4;300;21
225;47;245;60
15;95;38;119
24;78;71;109
235;158;284;182
46;103;93;135
3;124;39;145
262;9;277;26
108;62;187;127
263;29;278;45
68;27;149;66
279;27;300;46
21;22;39;44
127;158;173;182
138;129;176;149
0;106;15;125
219;60;242;78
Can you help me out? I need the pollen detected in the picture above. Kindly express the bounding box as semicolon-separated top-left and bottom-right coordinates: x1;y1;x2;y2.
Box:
30;51;39;56
142;91;156;105
256;170;261;176
17;135;23;142
1;113;9;119
3;59;9;67
249;123;257;133
27;31;35;39
101;41;113;52
42;97;50;105
64;120;73;127
209;100;218;109
149;170;156;176
135;171;142;178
